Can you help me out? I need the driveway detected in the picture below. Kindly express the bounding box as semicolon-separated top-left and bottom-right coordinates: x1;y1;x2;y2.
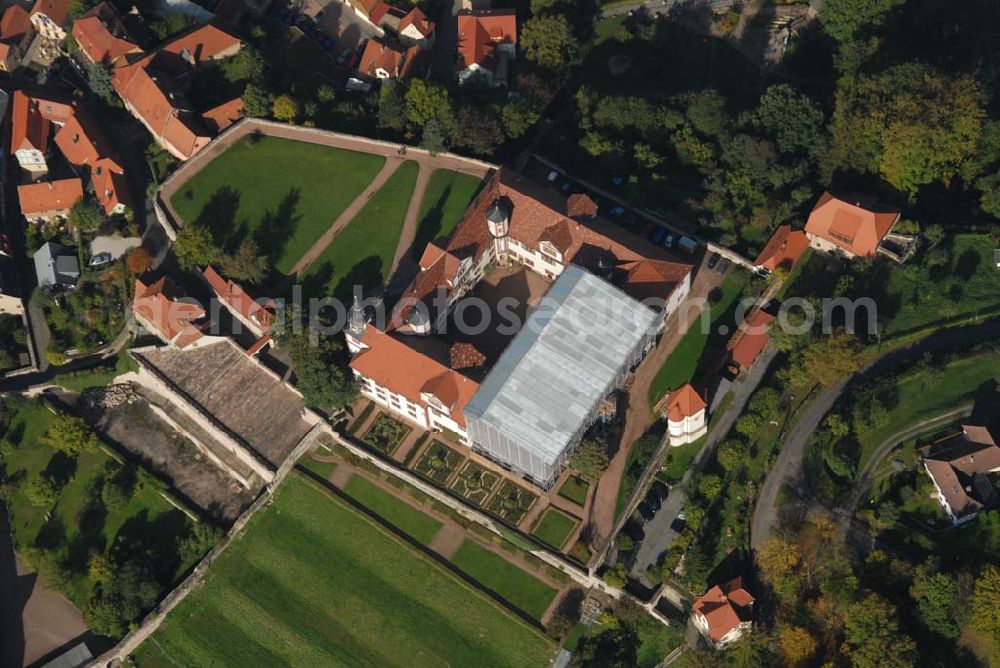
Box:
630;345;778;585
430;0;462;82
750;318;1000;549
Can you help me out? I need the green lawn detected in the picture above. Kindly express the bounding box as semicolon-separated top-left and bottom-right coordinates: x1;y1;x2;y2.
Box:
557;476;590;506
0;399;197;606
133;474;554;667
170;136;386;274
341;474;442;546
857;350;1000;467
301;161;419;299
530;508;579;550
298;456;337;479
615;435;659;520
648;274;747;406
882;234;1000;336
449;539;558;622
659;436;705;484
411;169;483;259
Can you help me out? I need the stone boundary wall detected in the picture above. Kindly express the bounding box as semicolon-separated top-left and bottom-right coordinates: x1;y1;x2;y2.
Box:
87;424;323;667
153;118;498;238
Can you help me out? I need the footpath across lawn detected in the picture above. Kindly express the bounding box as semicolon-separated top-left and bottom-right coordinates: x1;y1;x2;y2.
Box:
170;136;385;274
411;169;484;259
302;161;419;299
133;474;554;668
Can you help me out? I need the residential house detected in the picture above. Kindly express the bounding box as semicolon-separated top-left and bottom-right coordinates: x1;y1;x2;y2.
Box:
10;90;72;175
456;9;516;87
71;2;140;66
112;24;242;160
356;37;420;80
753;224;809;274
33;241;79;287
133;276;209;348
370;3;433;46
804;192;901;260
692;577;754;648
29;0;69;40
0;5;34;71
17;177;83;223
200;97;243;134
923;406;1000;525
201;265;274;339
728;309;774;373
663;383;707;446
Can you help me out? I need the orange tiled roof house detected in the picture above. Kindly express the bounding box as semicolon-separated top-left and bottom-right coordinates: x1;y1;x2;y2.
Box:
804;192;914;262
663;383;707;446
456;9;516;87
692;577;754;648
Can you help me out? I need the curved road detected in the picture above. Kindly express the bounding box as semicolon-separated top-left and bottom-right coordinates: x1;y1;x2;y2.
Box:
750;319;1000;549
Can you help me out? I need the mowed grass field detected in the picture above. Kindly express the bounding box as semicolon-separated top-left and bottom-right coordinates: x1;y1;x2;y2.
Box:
530;508;578;550
302;161;419;299
170;136;385;274
134;474;554;667
411;169;484;259
341;474;442;546
449;540;558;621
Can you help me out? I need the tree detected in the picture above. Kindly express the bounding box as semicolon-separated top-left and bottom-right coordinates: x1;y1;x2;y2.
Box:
756;537;800;600
405;80;455;136
800;332;863;386
87;63;115;103
221;46;264;83
777;625;817;667
127;247;152;275
378;81;407;132
570;439;609;480
734;412;762;438
288;338;357;411
970;565;1000;640
42;414;100;455
242;84;272;118
454;106;504;156
682;88;730;138
602;562;628;588
84;561;160;637
70;199;103;232
173;224;218;269
178;523;220;563
272;94;301;123
819;0;905;43
25;475;58;507
502;98;541;139
716;439;744;472
724;633;773;668
910;564;961;638
843;594;917;668
697;474;722;499
529;0;561;14
420;118;447;154
748;387;781;419
754;84;826;157
521;15;578;71
221;238;269;283
831;64;985;197
150;13;195;41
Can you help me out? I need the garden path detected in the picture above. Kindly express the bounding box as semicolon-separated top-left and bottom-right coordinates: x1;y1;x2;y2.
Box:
428;523;465;558
389;163;433;276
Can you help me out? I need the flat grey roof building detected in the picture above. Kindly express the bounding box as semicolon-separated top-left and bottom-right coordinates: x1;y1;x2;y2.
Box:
464;265;659;486
33;242;79;288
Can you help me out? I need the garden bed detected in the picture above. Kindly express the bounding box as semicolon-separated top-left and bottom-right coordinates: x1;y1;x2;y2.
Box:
557;476;590;507
414;440;465;485
449;461;501;505
531;508;579;550
361;413;411;457
487;481;538;525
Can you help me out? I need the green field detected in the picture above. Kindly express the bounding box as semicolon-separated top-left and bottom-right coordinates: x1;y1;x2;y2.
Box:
648;274;747;406
302;161;419;299
170;136;385;274
341;474;442;545
857;350;1000;466
449;539;558;621
530;508;578;550
411;169;483;259
557;476;590;506
134;475;554;667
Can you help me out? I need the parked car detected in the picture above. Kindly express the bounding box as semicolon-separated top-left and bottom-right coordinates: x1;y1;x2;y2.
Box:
611;205;625;216
670;516;686;533
644;490;661;512
637;502;656;522
624;521;645;542
717;257;731;273
336;49;352;65
651;481;669;502
88;252;112;267
678;236;697;254
651;227;667;245
547;170;559;182
663;234;675;249
706;253;720;270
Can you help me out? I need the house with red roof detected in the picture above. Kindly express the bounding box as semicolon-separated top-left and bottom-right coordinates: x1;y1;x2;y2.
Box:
133;276;210;348
71;2;140;66
201;265;274;338
356;37;420;80
692;577;754;647
456;9;516;87
17;177;83;223
0;5;34;72
753;224;809;273
728;309;774;373
804;192;901;260
663;384;707;446
29;0;69;40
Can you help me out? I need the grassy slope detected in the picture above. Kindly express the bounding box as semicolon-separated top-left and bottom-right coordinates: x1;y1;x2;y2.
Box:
134;475;554;668
449;539;558;621
170;136;385;274
341;475;442;546
411;169;483;259
530;509;578;550
857;350;1000;466
301;161;419;299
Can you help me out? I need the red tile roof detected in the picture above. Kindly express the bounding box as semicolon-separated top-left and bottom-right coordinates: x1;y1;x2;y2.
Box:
200;97;242;134
350;326;479;427
693;577;754;644
11;90;52;154
457;10;516;71
665;384;706;422
154;23;241;74
202;265;274;333
754;225;809;272
133;276;206;346
357;38;407;78
729;310;774;370
449;341;485;370
805;192;899;257
72;2;139;65
566;193;598;219
30;0;69;27
1;5;31;42
399;6;433;38
17;177;83;216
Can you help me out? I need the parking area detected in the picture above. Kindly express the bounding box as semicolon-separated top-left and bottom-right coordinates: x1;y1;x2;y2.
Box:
276;0;382;58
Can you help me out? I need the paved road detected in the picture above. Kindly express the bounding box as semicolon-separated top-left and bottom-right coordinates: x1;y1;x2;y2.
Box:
750;319;1000;548
630;345;778;585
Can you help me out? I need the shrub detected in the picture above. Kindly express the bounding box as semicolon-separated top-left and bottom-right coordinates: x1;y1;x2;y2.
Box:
25;475;59;506
42;414;100;455
602;563;628;588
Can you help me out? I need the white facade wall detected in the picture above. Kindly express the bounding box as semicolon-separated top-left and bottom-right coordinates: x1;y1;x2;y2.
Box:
15;148;47;174
668;409;706;446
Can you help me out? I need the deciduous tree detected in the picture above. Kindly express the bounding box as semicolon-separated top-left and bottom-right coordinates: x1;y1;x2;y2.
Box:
570;439;610;480
42;414;100;455
221;238;269;283
843;594;917;668
272;94;301;123
777;625;817;667
521;15;578;71
173;224;218;269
